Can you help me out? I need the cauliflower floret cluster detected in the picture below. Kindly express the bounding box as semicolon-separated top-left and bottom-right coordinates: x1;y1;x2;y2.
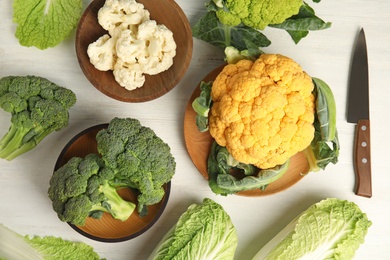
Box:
209;54;315;169
87;0;177;91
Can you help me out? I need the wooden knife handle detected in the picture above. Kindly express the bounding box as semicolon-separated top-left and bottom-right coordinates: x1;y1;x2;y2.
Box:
354;119;372;197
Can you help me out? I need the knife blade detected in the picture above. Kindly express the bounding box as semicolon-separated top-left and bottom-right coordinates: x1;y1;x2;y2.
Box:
347;28;372;198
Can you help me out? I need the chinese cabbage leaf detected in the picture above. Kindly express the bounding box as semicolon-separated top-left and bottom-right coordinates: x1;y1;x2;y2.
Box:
0;224;101;260
13;0;82;49
148;198;238;260
252;198;371;260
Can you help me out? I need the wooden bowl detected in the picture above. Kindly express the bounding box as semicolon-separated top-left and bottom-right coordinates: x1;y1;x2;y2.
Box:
75;0;193;102
184;65;310;196
54;124;170;242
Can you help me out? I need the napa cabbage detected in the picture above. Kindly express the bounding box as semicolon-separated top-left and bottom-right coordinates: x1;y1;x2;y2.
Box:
148;198;238;260
252;198;371;260
0;224;101;260
13;0;82;49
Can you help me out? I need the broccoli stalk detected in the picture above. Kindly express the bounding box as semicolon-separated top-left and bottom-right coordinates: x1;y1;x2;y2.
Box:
0;76;76;160
90;181;135;221
0;124;32;159
0;117;60;160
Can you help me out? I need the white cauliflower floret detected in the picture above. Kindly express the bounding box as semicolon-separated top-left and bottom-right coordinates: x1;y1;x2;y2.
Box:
113;59;145;90
87;34;117;71
98;0;150;35
115;29;147;64
136;20;177;75
87;0;177;91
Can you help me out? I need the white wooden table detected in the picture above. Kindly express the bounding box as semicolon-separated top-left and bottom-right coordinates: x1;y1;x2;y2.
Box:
1;1;389;259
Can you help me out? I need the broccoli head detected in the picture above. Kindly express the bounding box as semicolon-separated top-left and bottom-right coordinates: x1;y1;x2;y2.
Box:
48;154;136;226
0;75;76;160
213;0;302;30
96;117;176;216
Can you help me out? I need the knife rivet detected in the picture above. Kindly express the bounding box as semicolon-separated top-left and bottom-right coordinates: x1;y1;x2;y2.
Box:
362;141;367;147
361;125;367;131
362;158;368;164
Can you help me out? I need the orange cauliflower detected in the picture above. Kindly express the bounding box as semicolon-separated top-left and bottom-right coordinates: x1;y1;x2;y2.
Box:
209;54;315;169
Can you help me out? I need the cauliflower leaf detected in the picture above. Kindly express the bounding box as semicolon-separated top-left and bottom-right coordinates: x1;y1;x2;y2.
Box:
192;11;271;51
269;2;332;44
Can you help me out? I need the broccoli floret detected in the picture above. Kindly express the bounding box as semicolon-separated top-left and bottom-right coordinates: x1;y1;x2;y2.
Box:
96;117;176;217
48;154;136;226
0;75;76;160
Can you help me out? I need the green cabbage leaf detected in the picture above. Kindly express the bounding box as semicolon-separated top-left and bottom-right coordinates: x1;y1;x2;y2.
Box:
148;198;238;260
13;0;82;49
252;198;372;260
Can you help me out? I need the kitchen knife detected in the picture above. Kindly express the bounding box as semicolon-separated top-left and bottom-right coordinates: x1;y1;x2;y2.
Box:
347;28;372;198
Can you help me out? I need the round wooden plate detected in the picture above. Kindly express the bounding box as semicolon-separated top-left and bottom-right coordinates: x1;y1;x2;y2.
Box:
54;124;170;242
75;0;193;102
183;64;310;196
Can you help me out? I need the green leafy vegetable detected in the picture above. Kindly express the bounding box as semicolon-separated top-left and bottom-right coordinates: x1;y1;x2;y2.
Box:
303;78;339;172
192;11;271;51
192;81;213;132
312;77;337;141
224;46;263;64
215;144;258;176
13;0;83;49
269;2;332;44
147;198;238;260
252;198;372;260
208;141;290;195
0;75;76;160
0;224;102;260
